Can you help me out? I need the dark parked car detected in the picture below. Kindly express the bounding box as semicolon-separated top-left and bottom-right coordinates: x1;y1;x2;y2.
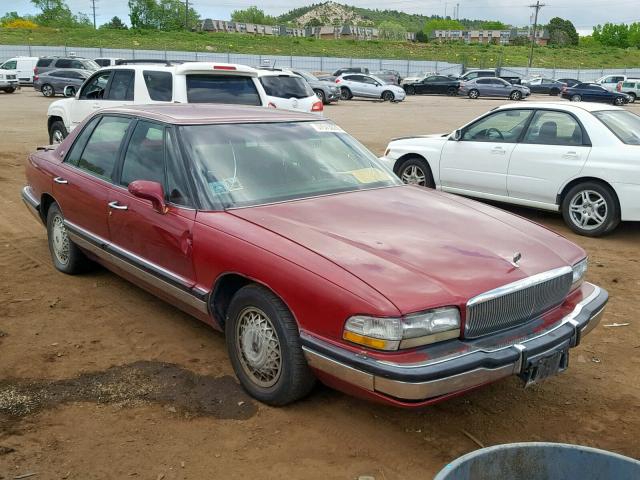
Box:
557;78;581;87
523;78;565;95
561;83;630;105
317;67;370;83
403;75;460;96
33;69;90;97
459;77;530;100
34;57;100;76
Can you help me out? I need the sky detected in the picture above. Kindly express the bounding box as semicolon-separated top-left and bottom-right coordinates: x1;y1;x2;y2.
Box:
4;0;640;34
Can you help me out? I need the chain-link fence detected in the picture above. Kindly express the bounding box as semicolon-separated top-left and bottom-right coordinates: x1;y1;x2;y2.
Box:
1;44;639;80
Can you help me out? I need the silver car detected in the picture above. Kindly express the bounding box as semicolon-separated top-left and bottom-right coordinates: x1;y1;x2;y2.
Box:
34;69;90;97
459;77;530;100
287;69;340;104
336;74;406;102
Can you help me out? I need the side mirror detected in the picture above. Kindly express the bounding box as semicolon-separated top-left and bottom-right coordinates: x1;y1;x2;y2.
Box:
453;129;463;141
63;85;76;97
128;180;168;214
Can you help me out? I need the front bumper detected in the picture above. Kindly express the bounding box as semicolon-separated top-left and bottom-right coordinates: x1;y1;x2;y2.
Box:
302;284;607;404
0;79;19;89
325;89;340;102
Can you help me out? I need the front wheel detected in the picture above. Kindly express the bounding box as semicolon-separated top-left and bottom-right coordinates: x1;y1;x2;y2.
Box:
628;92;636;103
510;90;523;101
405;85;415;95
561;182;620;237
613;96;625;106
381;90;395;102
225;284;315;406
314;88;326;104
49;120;68;144
397;156;435;188
4;87;16;93
340;87;352;100
571;94;582;102
46;203;92;273
468;89;479;99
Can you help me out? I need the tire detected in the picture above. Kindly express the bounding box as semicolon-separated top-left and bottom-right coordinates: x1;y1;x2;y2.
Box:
628;92;637;103
447;86;458;96
550;88;560;96
225;284;315;406
571;94;582;102
468;89;480;99
510;90;523;101
381;90;394;102
397;156;435;188
3;87;16;93
405;85;415;95
613;96;625;106
49;120;68;144
42;83;55;97
561;182;620;237
46;203;91;274
340;87;352;100
314;88;326;105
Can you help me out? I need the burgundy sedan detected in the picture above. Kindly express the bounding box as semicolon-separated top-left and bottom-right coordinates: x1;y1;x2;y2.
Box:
22;104;607;407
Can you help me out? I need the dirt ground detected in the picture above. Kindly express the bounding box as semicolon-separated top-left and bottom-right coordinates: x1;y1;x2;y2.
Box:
1;90;639;480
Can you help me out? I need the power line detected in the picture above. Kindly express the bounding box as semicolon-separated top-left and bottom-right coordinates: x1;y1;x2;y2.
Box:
528;1;545;68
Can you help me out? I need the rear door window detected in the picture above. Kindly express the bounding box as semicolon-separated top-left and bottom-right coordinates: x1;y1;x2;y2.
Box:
55;59;73;68
120;121;165;187
76;116;132;181
105;70;134;101
143;70;173;101
523;110;584;146
260;76;313;99
186;74;261;105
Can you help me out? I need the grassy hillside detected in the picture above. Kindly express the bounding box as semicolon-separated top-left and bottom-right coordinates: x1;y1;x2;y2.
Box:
1;27;639;69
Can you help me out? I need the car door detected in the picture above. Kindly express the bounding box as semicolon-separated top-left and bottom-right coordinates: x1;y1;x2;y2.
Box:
52;114;132;241
419;76;437;94
69;70;113;129
343;75;365;96
492;78;512;97
107;121;197;283
508;110;591;205
360;76;381;97
440;109;533;197
474;78;494;96
102;69;135;107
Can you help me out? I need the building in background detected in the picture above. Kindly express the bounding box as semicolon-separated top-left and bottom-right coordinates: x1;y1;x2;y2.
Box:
431;28;549;46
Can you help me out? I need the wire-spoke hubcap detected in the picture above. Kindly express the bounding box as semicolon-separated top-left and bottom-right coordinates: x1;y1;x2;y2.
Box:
569;190;608;231
51;214;70;265
401;165;426;186
236;307;282;388
52;129;64;143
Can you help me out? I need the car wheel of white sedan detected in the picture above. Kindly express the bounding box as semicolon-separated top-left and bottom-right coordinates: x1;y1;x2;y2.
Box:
561;182;620;237
382;90;395;102
226;284;315;406
398;157;435;188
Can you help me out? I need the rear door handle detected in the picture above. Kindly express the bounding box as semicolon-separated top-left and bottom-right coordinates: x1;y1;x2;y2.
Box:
53;177;68;184
108;201;128;210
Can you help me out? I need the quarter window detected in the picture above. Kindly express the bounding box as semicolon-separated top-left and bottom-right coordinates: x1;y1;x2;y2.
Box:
463;110;533;143
187;74;261;105
143;70;173;101
77;116;131;180
120;121;165;187
523;111;584;146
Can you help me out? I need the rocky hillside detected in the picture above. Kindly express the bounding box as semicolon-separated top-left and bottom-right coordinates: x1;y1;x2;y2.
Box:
280;2;373;27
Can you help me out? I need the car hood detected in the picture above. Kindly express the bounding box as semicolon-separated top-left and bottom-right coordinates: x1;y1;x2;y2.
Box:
391;133;449;141
229;186;582;314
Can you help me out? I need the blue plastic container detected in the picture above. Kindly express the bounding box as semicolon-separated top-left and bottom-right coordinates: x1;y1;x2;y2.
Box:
434;442;640;480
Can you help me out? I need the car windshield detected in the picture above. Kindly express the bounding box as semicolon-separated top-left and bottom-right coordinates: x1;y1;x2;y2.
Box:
260;75;314;99
179;121;401;209
593;110;640;145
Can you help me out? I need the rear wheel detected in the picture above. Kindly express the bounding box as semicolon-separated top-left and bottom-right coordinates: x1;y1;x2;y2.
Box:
46;203;91;274
550;88;560;96
3;87;16;93
42;83;55;97
225;284;315;406
397;156;435;188
628;92;637;103
571;94;582;102
468;89;480;99
49;120;68;144
381;90;395;102
561;182;620;237
510;90;523;101
340;87;352;100
314;88;326;104
447;86;458;96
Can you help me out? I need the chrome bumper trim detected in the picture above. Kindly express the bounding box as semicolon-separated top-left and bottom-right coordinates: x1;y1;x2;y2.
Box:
21;186;41;222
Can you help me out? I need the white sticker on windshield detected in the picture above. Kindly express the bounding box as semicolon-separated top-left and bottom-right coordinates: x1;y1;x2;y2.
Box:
310;122;344;133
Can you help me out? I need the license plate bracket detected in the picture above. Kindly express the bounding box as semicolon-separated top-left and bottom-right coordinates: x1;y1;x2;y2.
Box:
520;349;569;387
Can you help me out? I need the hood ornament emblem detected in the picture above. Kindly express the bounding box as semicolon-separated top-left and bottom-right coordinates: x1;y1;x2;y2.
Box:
511;252;522;268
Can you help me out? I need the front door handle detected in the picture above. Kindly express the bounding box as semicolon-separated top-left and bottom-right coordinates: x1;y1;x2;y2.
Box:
108;201;128;210
491;146;506;155
53;177;68;184
563;151;579;159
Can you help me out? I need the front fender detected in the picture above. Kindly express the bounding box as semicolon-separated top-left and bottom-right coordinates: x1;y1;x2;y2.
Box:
383;138;448;183
47;99;72;129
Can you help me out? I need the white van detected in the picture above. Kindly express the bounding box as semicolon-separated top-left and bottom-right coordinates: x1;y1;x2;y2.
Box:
0;57;38;84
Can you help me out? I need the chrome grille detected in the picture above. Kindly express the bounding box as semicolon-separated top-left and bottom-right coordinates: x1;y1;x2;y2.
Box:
465;267;573;338
6;75;15;79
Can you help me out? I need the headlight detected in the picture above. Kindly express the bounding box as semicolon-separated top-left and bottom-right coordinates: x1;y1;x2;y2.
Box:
343;307;460;351
0;74;4;79
571;258;588;289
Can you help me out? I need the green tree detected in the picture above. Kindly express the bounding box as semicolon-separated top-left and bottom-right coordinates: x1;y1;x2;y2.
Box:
593;23;629;48
480;21;508;30
378;20;407;41
31;0;88;27
230;6;277;25
628;22;640;48
0;11;22;26
547;17;578;46
128;0;199;30
423;18;464;38
100;16;128;29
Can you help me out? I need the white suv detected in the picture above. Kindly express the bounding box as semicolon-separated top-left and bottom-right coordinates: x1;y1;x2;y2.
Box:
257;69;323;114
47;61;270;143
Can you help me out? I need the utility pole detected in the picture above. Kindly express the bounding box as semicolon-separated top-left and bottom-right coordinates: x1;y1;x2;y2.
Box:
90;0;97;29
528;1;545;68
185;0;189;30
456;3;460;20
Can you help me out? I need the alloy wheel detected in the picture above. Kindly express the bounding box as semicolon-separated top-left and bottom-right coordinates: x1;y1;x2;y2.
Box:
42;84;54;97
235;307;282;388
401;165;426;186
568;190;608;231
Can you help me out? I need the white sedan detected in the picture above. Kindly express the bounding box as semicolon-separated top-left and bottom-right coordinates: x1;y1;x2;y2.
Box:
381;102;640;236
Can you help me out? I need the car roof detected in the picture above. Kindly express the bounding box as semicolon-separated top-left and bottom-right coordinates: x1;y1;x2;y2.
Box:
97;103;320;125
256;69;300;77
104;62;259;77
496;102;623;113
